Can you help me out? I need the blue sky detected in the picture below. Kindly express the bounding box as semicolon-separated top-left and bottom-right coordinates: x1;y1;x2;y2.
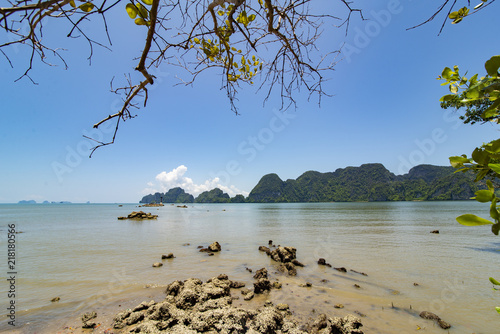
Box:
0;0;498;203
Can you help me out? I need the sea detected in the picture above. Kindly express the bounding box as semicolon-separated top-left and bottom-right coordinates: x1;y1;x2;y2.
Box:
0;201;499;333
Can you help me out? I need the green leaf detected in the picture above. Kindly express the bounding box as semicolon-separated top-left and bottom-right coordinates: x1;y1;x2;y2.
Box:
136;3;149;18
492;223;500;235
441;67;455;80
141;0;153;5
449;85;458;94
448;11;459;19
488;163;500;174
126;3;138;19
70;0;76;8
457;214;493;226
449;156;470;167
495;307;500;315
440;94;456;102
472;148;489;164
474;190;494;203
490;198;499;220
135;17;147;25
485;55;500;78
485;139;500;154
248;14;256;22
79;2;94;12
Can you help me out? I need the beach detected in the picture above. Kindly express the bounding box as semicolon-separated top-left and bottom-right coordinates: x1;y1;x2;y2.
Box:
1;202;499;333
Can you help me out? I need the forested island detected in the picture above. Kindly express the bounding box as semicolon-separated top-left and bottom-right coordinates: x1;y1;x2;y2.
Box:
140;164;483;204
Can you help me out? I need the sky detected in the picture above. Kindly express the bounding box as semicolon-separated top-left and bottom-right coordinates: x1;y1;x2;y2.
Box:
0;0;499;203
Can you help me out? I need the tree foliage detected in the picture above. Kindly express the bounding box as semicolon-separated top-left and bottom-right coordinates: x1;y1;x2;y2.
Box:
1;0;363;155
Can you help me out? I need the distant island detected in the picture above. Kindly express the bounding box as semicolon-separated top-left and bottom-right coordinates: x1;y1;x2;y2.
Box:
17;200;72;204
140;164;484;204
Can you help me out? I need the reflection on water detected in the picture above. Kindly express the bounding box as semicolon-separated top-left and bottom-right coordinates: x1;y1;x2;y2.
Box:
0;201;499;333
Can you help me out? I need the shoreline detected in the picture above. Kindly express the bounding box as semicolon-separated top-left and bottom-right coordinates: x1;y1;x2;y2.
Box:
7;245;456;334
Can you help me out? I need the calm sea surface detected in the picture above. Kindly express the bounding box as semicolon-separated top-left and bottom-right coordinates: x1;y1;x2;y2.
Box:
1;202;499;333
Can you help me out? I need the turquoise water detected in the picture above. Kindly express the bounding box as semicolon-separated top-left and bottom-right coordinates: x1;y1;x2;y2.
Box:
0;202;499;333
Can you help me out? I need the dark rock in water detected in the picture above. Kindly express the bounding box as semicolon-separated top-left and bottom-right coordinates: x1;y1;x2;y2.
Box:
270;246;296;263
208;241;221;252
292;259;305;267
334;267;347;273
353;284;361;289
258;245;271;254
162;253;175;259
268;240;273;245
438;319;451;329
419;311;440;320
246;267;253;273
318;258;327;265
253;267;268;279
199;248;209;252
300;282;312;288
152;262;163;267
230;281;246;289
350;269;368;276
183;243;190;246
430;230;440;234
278;262;297;276
420;311;451;329
208;252;214;256
120;211;158;220
197;245;203;249
272;281;282;289
413;282;420;286
254;278;272;294
81;311;97;328
51;297;60;302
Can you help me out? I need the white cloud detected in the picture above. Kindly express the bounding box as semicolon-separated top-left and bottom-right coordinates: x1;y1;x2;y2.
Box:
143;165;249;198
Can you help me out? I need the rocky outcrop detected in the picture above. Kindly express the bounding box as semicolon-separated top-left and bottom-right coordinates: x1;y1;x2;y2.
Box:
208;241;222;252
111;275;364;333
118;211;158;220
420;311;451;329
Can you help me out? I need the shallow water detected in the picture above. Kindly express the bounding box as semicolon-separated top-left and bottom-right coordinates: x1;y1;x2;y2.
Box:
1;202;499;333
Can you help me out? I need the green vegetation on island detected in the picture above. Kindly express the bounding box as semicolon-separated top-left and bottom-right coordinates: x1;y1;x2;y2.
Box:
140;164;483;204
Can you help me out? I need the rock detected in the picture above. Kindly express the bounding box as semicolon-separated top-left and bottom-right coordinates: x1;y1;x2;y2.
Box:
292;259;305;267
334;304;344;309
243;291;254;301
197;245;203;249
81;311;97;329
268;240;273;245
272;281;282;289
109;275;364;334
318;258;327;265
253;268;268;279
350;269;368;276
119;211;158;220
126;311;145;325
438;319;451;329
419;311;451;329
254;278;272;294
431;230;440;234
278;262;297;276
334;267;347;273
199;248;209;252
152;262;163;267
230;281;246;289
270;246;296;263
183;243;190;246
419;311;440;320
51;297;60;302
258;245;271;254
208;241;221;252
161;253;175;259
276;303;289;311
177;205;188;208
300;282;312;287
413;282;420;286
246;267;253;273
353;284;361;289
